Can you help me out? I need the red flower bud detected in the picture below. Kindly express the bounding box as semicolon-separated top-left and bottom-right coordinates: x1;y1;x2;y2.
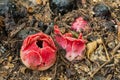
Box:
20;32;57;70
54;25;86;61
71;17;88;32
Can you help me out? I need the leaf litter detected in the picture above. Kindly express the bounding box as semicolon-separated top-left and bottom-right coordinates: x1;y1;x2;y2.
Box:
0;0;120;80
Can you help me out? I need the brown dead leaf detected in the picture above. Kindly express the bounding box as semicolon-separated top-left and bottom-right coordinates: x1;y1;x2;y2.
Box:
90;45;107;62
86;41;97;58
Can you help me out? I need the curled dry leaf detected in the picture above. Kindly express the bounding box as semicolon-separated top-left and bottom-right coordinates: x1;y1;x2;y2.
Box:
90;45;107;62
86;41;97;58
86;38;103;59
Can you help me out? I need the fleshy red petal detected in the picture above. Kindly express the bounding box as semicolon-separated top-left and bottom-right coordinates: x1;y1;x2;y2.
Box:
65;40;85;61
54;25;61;35
54;25;67;49
64;33;73;37
39;47;56;70
21;51;42;70
54;25;86;61
55;35;67;49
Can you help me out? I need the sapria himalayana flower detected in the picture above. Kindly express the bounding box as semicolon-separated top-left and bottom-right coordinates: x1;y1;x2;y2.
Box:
54;25;86;61
71;17;89;32
20;32;57;70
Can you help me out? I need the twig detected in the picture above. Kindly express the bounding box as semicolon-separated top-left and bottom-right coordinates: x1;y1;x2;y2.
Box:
90;56;113;78
52;60;57;79
26;27;41;32
105;74;112;80
90;42;120;77
115;19;120;41
102;42;110;60
111;42;120;55
10;23;25;38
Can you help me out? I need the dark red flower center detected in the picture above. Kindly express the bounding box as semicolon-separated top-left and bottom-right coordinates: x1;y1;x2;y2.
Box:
36;40;43;48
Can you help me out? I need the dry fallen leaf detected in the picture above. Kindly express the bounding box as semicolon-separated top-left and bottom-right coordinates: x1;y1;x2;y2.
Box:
90;45;107;62
86;41;97;58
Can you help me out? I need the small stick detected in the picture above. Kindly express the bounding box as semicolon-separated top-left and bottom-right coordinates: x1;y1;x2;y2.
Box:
111;42;120;55
102;42;110;60
10;23;25;38
90;56;113;78
90;42;120;77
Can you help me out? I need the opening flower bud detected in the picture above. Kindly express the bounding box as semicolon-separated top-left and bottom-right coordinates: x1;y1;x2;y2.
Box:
20;32;57;70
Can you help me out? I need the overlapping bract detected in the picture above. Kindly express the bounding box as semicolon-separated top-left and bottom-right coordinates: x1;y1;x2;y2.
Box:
54;25;86;61
20;32;57;70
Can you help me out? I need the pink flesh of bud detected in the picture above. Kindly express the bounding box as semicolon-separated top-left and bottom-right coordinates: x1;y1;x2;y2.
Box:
71;17;88;32
20;32;57;70
54;25;86;61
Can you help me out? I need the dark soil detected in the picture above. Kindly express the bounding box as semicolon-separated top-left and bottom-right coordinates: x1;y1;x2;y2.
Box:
0;0;120;80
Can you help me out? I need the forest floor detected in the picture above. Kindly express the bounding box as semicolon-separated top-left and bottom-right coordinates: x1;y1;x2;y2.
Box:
0;0;120;80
